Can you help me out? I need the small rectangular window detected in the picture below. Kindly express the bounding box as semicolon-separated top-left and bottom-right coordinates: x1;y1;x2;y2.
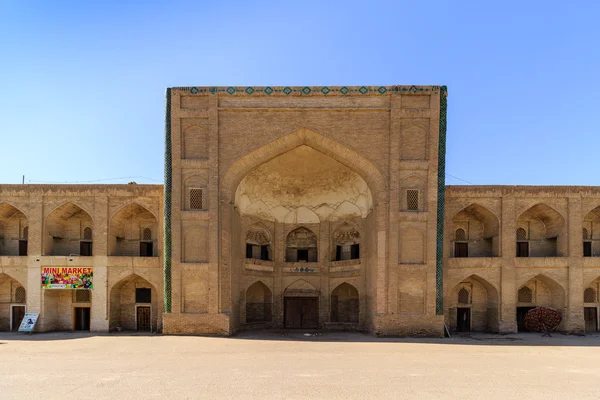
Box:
584;241;592;257
351;244;360;259
135;288;152;303
407;189;419;211
260;245;269;261
246;243;253;259
517;242;529;257
297;249;309;262
454;242;468;258
190;188;203;210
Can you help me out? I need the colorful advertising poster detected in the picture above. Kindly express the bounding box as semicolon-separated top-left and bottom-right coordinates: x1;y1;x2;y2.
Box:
41;267;93;289
18;313;39;332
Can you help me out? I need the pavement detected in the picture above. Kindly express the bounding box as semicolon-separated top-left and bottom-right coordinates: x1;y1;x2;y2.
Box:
1;330;600;399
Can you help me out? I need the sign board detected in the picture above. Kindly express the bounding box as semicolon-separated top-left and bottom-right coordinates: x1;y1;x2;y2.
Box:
41;267;93;289
18;313;39;332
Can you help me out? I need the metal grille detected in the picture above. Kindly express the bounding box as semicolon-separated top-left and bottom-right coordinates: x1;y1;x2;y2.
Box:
435;86;448;315
14;286;26;303
163;88;173;313
584;287;597;303
516;228;527;240
455;228;466;241
74;289;91;303
583;228;589;240
83;227;92;240
22;226;28;239
190;188;203;210
518;286;533;303
458;288;470;304
406;189;419;211
142;228;152;240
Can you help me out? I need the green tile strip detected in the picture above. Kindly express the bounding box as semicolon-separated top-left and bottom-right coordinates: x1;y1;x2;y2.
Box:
163;88;172;313
436;86;448;315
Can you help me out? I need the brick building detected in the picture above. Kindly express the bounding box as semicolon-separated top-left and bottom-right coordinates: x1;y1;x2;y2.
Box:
1;86;599;336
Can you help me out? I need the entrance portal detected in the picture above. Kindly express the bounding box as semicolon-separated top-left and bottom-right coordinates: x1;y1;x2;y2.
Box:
137;306;151;332
584;307;598;333
11;305;25;331
284;297;318;329
456;308;471;332
74;307;90;331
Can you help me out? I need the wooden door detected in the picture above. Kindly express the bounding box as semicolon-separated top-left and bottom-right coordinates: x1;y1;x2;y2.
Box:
454;243;468;258
140;242;153;257
11;306;25;331
517;242;529;257
456;308;471;332
74;307;91;331
80;241;93;256
285;298;302;328
584;307;598;333
137;306;151;332
285;297;319;329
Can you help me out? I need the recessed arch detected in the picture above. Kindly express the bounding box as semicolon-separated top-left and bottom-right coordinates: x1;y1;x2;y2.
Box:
109;202;158;257
330;282;359;323
517;274;566;311
245;281;273;324
285;227;318;262
447;274;499;332
44;202;94;256
109;273;160;332
0;202;29;256
517;203;566;257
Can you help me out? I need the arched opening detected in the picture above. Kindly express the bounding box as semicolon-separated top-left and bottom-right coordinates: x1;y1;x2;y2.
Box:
451;204;500;258
332;224;360;261
43;287;92;331
447;275;499;333
516;274;566;332
44;202;93;256
330;283;359;323
0;202;29;256
283;279;319;329
584;277;600;333
516;204;566;257
0;273;26;331
245;281;272;324
245;223;272;261
109;274;159;332
583;206;600;257
285;227;318;262
109;203;158;257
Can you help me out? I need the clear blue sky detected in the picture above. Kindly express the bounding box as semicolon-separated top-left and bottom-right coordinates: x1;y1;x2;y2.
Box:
1;1;598;186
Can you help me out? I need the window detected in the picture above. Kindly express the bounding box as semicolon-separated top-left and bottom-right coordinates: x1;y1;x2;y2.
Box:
455;229;466;241
516;228;527;241
583;228;589;240
190;188;203;210
74;290;91;303
351;243;360;259
142;228;152;241
136;288;152;303
516;241;529;257
18;240;27;256
584;241;592;257
297;249;309;262
584;288;597;303
285;227;318;262
83;227;92;240
454;242;468;258
406;189;419;211
246;243;270;261
518;287;533;303
80;241;93;256
458;288;470;304
22;226;28;239
14;287;26;303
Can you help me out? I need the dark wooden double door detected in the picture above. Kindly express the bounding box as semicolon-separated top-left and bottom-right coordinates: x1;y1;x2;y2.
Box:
11;306;26;331
284;297;318;329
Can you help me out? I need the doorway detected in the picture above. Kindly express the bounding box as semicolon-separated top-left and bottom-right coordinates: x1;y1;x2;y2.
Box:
11;305;26;331
284;297;318;329
584;307;598;333
136;306;151;332
74;307;91;331
140;242;153;257
456;308;471;332
516;306;535;332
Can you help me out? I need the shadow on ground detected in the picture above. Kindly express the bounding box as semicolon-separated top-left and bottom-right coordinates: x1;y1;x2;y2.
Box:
2;329;600;346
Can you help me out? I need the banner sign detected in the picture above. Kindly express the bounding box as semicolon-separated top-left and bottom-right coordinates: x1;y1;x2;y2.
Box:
18;313;39;332
41;267;93;289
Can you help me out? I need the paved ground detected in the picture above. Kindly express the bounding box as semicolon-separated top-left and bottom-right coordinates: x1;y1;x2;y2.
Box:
1;330;600;400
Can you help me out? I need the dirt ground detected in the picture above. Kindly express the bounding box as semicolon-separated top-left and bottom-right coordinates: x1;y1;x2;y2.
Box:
1;330;600;400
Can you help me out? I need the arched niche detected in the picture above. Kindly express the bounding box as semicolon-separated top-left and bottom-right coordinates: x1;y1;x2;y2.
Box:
109;274;160;332
285;227;318;262
330;283;359;323
44;202;93;256
517;204;566;257
109;202;158;257
331;223;360;261
451;203;500;257
245;281;272;323
447;275;499;333
245;223;272;261
0;202;28;256
583;206;600;257
516;274;566;332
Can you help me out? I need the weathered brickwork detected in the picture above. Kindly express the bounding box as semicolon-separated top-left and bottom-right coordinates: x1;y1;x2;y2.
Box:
2;86;598;336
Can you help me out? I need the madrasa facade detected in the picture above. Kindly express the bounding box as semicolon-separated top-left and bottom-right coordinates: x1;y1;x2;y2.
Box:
1;85;600;336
